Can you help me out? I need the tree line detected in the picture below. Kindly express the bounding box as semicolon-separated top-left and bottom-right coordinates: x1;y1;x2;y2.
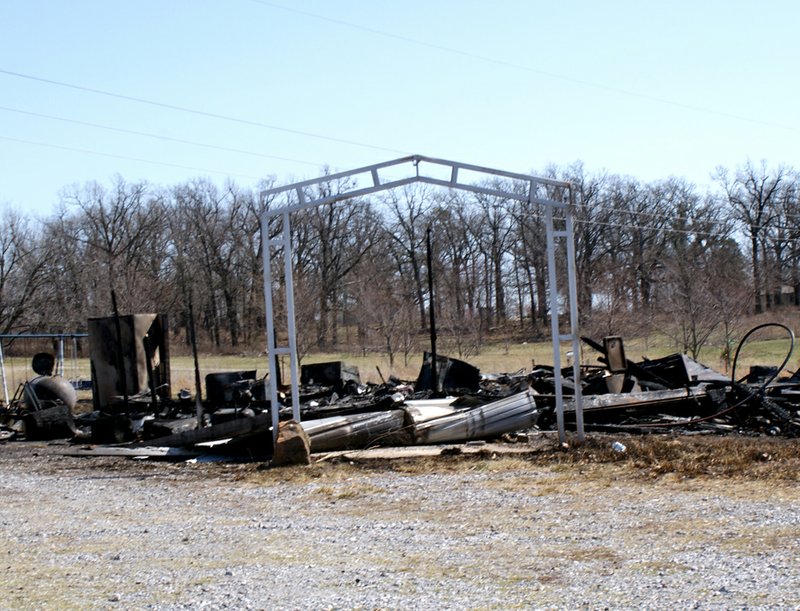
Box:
1;159;798;364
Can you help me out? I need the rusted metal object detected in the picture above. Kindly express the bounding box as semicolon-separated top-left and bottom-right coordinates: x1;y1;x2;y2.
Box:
0;354;79;441
23;376;77;411
22;405;77;440
300;362;360;389
87;313;170;412
414;352;480;394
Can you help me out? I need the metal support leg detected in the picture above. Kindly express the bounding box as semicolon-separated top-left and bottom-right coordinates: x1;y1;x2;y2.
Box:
72;336;79;381
0;341;8;406
565;203;584;442
545;206;566;445
263;211;303;446
262;215;281;444
281;211;301;421
57;337;65;377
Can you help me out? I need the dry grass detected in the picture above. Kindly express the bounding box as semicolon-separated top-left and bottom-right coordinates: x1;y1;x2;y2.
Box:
215;432;800;495
578;434;800;481
717;528;799;553
247;434;800;485
540;546;622;563
3;318;797;390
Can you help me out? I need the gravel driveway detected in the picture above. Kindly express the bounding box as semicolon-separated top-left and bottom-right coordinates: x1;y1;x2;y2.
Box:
1;439;798;610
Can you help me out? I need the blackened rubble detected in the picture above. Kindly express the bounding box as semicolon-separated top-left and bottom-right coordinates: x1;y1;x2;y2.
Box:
529;326;800;437
3;317;800;461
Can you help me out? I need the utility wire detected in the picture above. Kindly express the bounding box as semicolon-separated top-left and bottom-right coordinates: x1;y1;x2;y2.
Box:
576;216;800;247
7;130;800;246
0;68;411;155
574;202;731;229
249;0;799;133
574;202;800;233
574;216;731;240
3;91;799;240
514;206;800;245
0;135;265;181
0;105;324;167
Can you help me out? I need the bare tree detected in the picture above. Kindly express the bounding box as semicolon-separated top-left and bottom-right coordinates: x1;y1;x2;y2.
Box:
470;184;515;328
763;171;800;306
37;209;93;330
657;188;737;358
381;184;435;330
293;175;379;350
0;210;51;334
351;253;416;369
512;196;548;333
235;185;269;347
706;239;750;370
716;161;790;313
171;179;231;347
563;164;613;320
58;177;167;316
440;193;485;327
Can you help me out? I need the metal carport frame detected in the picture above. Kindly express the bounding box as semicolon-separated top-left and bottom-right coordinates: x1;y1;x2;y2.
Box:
260;154;584;445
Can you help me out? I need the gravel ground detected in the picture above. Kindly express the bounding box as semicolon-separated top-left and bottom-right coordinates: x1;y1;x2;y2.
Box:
1;439;799;610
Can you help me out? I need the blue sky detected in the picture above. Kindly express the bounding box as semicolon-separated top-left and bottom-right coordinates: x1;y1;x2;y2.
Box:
1;0;798;216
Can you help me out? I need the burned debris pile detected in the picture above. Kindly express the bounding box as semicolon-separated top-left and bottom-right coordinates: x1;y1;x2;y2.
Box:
0;351;78;442
2;314;799;461
547;327;800;438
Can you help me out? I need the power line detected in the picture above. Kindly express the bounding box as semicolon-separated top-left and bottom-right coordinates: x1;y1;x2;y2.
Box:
6;132;800;247
543;212;792;246
574;202;731;230
573;214;800;246
492;200;800;245
0;105;324;167
574;216;731;240
248;0;799;133
0;135;265;181
574;201;800;232
0;68;411;155
4;103;800;240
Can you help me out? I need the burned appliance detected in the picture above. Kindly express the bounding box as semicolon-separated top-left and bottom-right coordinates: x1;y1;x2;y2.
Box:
88;314;170;412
